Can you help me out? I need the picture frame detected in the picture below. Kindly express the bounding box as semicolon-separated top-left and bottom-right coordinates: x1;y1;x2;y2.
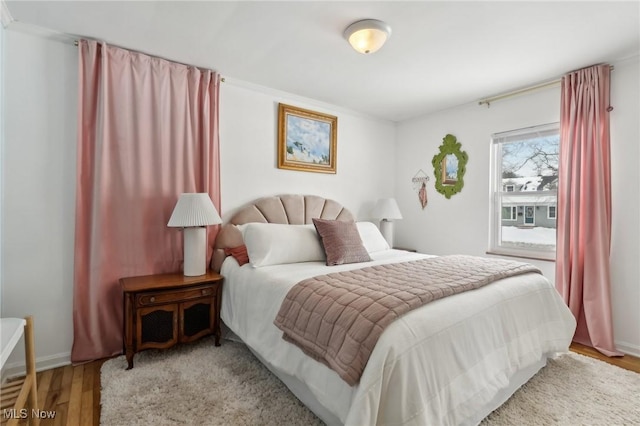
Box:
277;103;337;174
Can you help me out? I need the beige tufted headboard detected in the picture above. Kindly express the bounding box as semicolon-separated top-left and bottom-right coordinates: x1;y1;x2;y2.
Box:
211;194;355;272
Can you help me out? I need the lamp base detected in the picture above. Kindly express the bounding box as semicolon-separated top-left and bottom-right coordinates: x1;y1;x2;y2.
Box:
183;227;207;276
379;220;394;247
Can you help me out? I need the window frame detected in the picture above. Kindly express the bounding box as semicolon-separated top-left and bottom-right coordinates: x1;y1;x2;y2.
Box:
488;123;559;261
547;205;557;220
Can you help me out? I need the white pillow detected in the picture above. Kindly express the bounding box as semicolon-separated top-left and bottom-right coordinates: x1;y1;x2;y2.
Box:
356;221;390;253
243;223;325;267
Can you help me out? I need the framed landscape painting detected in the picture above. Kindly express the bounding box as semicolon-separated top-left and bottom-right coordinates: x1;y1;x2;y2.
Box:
277;103;337;174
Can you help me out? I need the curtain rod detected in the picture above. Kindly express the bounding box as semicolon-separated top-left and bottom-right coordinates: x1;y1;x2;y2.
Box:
478;65;614;107
73;39;225;82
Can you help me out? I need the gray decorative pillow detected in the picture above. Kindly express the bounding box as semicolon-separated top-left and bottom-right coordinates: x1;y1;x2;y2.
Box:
312;218;372;266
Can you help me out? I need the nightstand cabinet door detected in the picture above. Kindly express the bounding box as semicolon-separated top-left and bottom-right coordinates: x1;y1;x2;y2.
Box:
137;305;179;350
180;298;215;343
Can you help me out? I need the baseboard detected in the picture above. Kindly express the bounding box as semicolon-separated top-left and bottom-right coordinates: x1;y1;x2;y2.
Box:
616;340;640;358
1;352;71;382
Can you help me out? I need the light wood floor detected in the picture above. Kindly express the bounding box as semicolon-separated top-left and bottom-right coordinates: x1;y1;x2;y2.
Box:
3;344;638;426
2;359;105;426
569;342;640;374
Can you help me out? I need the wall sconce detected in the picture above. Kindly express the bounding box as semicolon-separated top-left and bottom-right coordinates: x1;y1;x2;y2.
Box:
371;198;403;247
168;193;222;276
344;19;392;55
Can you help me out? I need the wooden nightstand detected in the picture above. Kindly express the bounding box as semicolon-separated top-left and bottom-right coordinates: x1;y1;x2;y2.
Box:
121;270;223;369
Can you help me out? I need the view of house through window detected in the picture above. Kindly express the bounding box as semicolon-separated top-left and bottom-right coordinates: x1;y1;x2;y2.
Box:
490;123;559;259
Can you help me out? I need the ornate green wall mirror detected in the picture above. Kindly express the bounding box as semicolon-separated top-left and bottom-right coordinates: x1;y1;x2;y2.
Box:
432;134;468;199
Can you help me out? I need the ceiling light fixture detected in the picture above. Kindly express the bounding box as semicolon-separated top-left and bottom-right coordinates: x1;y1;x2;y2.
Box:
344;19;392;55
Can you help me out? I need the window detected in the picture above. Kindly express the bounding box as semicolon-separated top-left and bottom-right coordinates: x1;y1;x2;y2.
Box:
489;123;559;260
502;206;517;221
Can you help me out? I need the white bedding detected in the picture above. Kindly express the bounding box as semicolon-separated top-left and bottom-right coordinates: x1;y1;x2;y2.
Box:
220;250;576;426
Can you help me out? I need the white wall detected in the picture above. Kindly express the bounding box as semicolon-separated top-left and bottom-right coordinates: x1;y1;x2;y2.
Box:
1;29;77;372
608;57;640;356
1;15;5;317
394;57;640;356
0;32;397;372
219;80;396;221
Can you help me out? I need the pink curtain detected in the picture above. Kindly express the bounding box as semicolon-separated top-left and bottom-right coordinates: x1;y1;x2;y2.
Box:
72;41;221;362
555;64;621;357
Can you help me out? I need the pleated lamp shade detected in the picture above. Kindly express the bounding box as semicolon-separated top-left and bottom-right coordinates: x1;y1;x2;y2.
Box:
167;193;221;227
371;198;403;220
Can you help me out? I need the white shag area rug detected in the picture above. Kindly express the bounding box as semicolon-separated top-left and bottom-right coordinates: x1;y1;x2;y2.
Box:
101;337;640;425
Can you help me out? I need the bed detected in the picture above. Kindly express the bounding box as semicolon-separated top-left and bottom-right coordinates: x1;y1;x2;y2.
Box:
211;194;576;426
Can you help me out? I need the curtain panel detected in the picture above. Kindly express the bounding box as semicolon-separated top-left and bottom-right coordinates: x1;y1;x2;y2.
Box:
72;40;221;362
555;64;621;357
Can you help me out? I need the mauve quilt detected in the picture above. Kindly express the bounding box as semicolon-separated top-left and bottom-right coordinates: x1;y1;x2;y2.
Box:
274;255;541;385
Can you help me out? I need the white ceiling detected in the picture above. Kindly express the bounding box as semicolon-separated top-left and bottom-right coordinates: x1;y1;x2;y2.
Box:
5;1;640;122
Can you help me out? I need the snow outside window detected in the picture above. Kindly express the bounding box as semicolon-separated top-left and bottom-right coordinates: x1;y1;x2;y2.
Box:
489;123;559;260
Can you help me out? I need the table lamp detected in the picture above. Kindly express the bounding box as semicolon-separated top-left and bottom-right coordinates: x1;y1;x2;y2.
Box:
168;193;222;276
371;198;403;247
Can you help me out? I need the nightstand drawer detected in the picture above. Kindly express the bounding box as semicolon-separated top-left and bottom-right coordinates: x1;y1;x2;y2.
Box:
136;285;215;307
